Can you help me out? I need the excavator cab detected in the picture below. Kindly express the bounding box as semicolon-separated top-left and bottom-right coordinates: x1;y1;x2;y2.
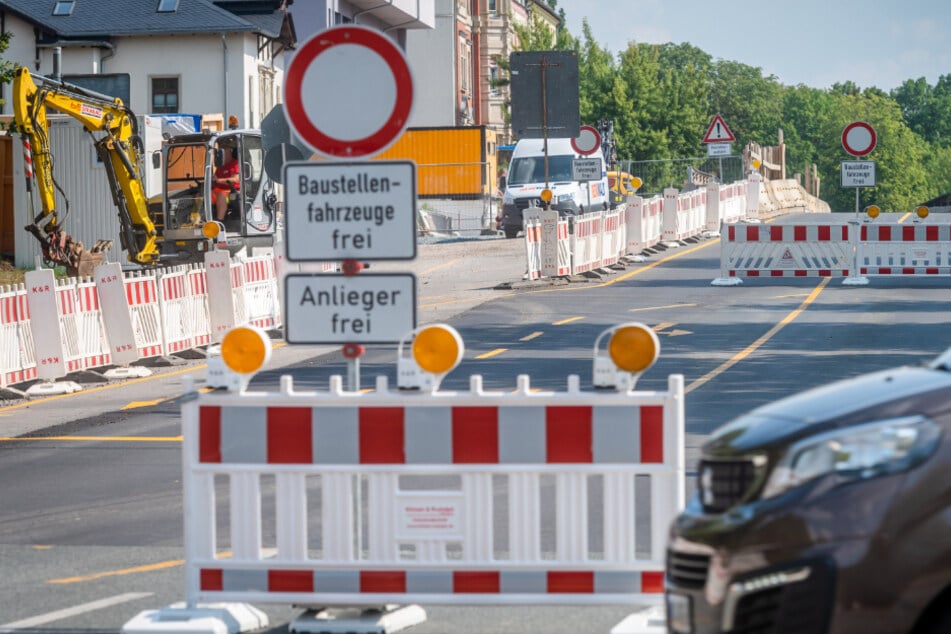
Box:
157;130;276;263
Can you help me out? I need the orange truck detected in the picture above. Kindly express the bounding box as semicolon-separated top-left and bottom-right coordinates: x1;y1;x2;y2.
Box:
374;126;498;199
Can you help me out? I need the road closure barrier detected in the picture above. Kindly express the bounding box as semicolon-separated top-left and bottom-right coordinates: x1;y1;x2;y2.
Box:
714;220;951;285
179;371;684;609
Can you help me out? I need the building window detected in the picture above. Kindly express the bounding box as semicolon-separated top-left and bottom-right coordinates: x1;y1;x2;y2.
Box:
151;77;179;113
52;0;75;16
157;0;179;12
488;0;497;14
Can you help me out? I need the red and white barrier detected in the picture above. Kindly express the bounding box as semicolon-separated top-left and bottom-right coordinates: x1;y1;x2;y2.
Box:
242;256;281;330
173;372;684;620
0;285;37;390
625;195;663;255
159;266;194;356
713;223;854;284
75;278;111;370
857;223;951;277
571;211;603;274
124;271;164;359
523;209;543;280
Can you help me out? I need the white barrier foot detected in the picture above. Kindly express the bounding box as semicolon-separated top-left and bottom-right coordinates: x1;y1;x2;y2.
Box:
609;605;666;634
104;366;154;380
711;277;743;286
25;380;83;397
122;602;268;634
842;276;869;286
290;605;427;634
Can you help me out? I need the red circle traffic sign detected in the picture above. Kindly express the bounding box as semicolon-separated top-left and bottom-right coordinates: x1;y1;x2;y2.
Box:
571;125;601;155
842;121;876;157
284;26;414;158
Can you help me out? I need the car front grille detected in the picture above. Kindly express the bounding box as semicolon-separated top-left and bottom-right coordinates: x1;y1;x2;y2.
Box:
666;549;710;589
514;198;542;210
698;458;760;513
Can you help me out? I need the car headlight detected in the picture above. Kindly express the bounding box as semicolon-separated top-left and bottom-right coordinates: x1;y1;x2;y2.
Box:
761;415;941;499
557;194;575;203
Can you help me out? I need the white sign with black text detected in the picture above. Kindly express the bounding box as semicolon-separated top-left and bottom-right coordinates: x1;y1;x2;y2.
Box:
284;161;417;261
284;273;417;344
571;157;603;182
707;142;731;157
841;160;876;188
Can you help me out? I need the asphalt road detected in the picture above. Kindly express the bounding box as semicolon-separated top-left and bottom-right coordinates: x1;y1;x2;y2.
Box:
2;214;950;633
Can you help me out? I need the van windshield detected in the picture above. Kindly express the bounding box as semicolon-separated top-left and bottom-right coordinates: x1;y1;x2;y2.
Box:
508;154;575;186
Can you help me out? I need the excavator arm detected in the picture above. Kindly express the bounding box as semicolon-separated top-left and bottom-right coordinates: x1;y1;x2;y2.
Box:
12;67;160;274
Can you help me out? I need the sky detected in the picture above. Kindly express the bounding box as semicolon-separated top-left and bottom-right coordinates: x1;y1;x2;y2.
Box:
554;0;951;92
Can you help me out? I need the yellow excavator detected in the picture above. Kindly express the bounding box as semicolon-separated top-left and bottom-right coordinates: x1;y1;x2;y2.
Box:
12;67;159;276
13;67;278;277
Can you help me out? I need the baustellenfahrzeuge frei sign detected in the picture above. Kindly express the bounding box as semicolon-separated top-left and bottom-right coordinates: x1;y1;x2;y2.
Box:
841;160;876;188
283;160;417;261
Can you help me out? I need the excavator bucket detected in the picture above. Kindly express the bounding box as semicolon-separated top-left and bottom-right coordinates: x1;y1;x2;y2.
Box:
69;239;113;278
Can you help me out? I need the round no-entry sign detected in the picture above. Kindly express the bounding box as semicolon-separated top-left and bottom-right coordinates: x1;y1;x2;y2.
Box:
284;25;414;158
842;121;876;157
571;125;601;155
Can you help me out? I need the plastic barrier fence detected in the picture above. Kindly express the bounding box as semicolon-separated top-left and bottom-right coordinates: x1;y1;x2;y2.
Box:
714;223;853;284
242;256;282;330
181;373;685;608
523;210;543;280
625;196;663;254
858;224;951;276
75;278;112;370
0;285;37;388
571;211;603;274
600;208;624;268
125;271;165;359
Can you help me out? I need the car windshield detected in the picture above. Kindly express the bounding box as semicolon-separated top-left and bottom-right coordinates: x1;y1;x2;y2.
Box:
508;155;575;185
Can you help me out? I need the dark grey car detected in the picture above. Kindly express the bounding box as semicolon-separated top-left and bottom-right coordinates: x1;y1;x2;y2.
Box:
665;348;951;633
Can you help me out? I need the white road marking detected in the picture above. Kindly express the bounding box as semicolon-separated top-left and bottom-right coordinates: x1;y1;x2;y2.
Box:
0;592;153;629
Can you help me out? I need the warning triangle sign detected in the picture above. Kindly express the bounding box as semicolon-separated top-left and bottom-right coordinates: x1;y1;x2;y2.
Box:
703;114;736;143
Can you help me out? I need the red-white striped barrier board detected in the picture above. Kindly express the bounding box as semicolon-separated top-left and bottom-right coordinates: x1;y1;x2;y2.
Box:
53;279;85;374
571;212;603;274
626;196;663;253
182;374;685;608
858;224;951;276
124;273;164;359
0;286;37;387
718;223;853;279
197;568;665;598
242;257;281;330
187;266;211;347
523;211;543;280
159;267;194;355
75;279;111;369
601;209;623;267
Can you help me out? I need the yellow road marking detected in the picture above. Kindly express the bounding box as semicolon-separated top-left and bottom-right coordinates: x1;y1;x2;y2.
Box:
553;316;584;325
48;559;185;584
629;303;696;312
520;331;544;341
48;551;234;584
476;348;508;359
685;278;830;394
652;322;676;331
420;258;460;275
0;435;182;442
121;398;166;410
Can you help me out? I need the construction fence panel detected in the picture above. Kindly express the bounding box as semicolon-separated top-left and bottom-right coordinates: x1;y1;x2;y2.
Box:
0;285;37;388
181;373;686;608
858;223;951;277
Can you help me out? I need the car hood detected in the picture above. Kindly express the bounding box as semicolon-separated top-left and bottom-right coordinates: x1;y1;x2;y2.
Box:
704;364;951;455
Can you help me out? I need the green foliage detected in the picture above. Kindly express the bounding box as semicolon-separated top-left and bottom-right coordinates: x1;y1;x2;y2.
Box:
539;7;951;212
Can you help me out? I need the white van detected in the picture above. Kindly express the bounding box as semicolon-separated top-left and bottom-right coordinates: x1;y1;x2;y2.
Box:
500;137;609;239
